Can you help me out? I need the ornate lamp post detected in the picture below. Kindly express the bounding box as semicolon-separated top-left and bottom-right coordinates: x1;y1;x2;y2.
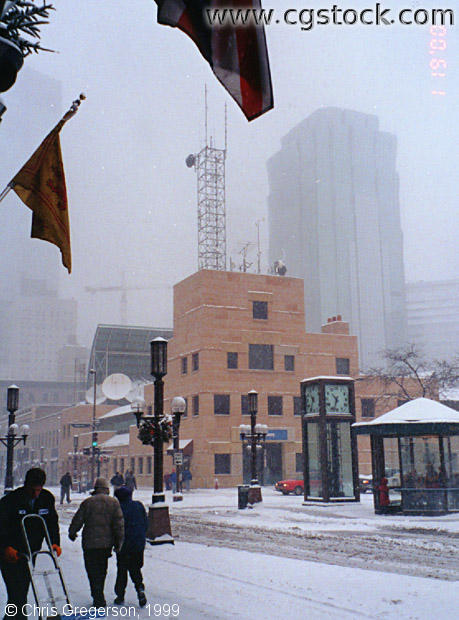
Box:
171;396;186;502
133;337;173;544
239;390;268;504
1;385;29;492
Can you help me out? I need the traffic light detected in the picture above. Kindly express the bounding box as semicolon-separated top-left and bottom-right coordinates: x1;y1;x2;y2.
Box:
92;433;98;448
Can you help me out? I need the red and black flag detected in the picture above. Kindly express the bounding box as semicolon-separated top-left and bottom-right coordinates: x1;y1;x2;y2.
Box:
155;0;273;121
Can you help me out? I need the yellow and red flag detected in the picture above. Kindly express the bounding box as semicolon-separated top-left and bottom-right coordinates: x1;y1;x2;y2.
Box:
4;94;85;273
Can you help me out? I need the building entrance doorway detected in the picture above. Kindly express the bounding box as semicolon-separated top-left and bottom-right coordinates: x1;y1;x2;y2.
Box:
264;443;282;485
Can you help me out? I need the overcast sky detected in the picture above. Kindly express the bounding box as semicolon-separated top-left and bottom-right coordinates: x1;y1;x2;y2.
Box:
0;0;457;347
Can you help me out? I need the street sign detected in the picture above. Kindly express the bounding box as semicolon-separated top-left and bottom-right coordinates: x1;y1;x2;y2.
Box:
174;452;183;466
71;423;91;428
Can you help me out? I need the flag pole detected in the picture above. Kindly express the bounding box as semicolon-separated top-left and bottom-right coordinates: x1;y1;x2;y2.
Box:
0;92;86;203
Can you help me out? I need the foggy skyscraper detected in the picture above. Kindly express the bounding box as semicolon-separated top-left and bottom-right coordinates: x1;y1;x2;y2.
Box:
267;108;407;368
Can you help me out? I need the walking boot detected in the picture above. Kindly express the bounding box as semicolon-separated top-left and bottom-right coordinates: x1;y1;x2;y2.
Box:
137;587;147;608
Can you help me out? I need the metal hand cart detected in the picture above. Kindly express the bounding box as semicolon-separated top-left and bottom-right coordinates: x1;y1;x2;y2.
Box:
21;514;71;618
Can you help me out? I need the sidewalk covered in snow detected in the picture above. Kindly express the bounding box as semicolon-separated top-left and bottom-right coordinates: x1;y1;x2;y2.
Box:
353;398;459;515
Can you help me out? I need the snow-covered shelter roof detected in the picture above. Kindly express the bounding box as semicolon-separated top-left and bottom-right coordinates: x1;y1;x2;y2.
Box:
353;398;459;437
99;404;133;419
101;433;130;447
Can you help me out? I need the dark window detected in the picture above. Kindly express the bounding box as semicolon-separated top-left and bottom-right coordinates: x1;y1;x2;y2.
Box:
252;300;268;319
215;454;231;475
214;394;230;415
138;457;143;474
130;458;135;473
293;396;303;416
249;344;274;370
268;395;283;416
241;395;249;416
113;459;117;474
182;396;188;418
181;357;188;374
336;357;350;375
120;458;125;473
361;398;375;418
295;453;303;473
192;395;199;416
227;352;238;369
284;355;295;371
192;352;199;371
147;456;152;474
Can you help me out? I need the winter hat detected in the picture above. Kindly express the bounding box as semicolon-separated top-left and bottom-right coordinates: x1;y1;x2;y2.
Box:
93;477;109;490
114;485;132;502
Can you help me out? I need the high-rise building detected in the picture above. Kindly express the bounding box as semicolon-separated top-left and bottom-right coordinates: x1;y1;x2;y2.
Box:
267;107;407;368
406;280;459;362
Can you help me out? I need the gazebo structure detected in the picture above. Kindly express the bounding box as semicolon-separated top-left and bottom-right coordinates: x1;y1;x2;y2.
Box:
353;398;459;515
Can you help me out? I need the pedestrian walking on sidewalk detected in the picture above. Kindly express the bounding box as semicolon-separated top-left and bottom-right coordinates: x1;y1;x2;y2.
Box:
60;471;72;504
0;468;61;620
68;477;124;608
113;486;148;607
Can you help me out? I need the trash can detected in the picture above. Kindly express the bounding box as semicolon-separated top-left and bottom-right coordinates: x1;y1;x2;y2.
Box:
238;485;250;509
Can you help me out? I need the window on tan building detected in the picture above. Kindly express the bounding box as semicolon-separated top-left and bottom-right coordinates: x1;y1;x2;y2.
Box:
336;357;350;375
192;352;199;371
192;395;199;416
227;352;238;369
130;458;135;473
361;398;375;418
252;301;268;319
182;396;188;418
181;357;188;374
284;355;295;371
241;395;249;416
214;394;230;415
147;456;152;474
214;454;231;474
249;344;274;370
268;395;283;415
138;457;143;474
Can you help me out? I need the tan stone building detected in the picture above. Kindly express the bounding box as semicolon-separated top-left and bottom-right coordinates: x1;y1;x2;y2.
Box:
144;270;359;488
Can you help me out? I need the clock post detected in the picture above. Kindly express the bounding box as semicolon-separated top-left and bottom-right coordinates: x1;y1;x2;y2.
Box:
301;376;359;502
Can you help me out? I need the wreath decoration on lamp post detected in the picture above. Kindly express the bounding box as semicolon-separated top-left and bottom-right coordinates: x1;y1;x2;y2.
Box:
138;415;173;446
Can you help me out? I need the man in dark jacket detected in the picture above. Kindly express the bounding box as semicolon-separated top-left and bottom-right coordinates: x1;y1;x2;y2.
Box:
69;477;124;608
113;486;147;607
60;472;72;504
0;468;60;620
110;471;124;494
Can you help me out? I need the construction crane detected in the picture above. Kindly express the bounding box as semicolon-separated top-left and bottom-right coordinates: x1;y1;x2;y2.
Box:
85;278;171;325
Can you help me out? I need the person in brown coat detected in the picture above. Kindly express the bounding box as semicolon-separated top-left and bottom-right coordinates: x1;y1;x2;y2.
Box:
68;477;124;608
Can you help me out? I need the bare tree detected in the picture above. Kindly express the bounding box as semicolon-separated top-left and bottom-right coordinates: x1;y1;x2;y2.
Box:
361;345;459;402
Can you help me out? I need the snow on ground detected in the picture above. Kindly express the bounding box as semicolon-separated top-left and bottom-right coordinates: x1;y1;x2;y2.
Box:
1;486;458;619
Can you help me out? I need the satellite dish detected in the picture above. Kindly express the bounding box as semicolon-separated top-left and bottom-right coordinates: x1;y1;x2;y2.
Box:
126;380;146;403
102;373;132;400
185;154;196;168
274;260;287;276
85;384;106;405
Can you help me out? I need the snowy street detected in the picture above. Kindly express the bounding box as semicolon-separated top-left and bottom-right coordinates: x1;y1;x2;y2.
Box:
1;487;458;619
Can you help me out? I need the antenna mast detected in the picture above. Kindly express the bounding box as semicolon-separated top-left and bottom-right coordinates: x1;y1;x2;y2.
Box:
189;89;227;271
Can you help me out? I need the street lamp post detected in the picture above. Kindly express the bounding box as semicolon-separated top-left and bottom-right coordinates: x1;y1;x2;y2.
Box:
171;396;186;502
88;369;99;485
73;435;79;490
1;385;29;492
133;337;173;544
239;390;268;504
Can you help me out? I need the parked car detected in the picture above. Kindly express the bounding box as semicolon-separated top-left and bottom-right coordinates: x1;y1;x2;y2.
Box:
275;479;304;495
359;474;373;493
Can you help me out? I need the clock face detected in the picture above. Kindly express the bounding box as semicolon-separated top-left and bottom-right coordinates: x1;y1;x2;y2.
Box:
304;384;320;414
325;384;350;413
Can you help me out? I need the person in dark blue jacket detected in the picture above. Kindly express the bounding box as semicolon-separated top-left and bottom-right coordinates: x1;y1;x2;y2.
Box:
113;486;147;607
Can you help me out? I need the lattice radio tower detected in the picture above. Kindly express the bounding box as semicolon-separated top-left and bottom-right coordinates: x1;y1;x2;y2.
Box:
186;88;227;271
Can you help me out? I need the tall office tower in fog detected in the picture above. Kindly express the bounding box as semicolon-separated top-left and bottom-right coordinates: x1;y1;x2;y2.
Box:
267;108;407;368
0;69;82;382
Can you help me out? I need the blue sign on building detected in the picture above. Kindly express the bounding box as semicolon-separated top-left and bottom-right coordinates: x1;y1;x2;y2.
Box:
266;429;288;441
